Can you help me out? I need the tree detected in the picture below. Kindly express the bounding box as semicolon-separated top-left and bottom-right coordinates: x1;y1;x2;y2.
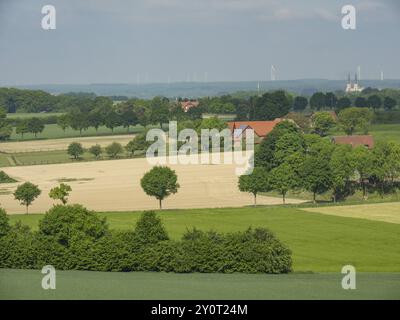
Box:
367;95;382;111
27;118;45;138
338;107;373;135
118;103;138;132
310;92;326;110
57;115;70;134
67;142;84;159
68;109;89;135
125;134;149;157
89;144;102;159
0;107;12;141
269;161;300;204
105;142;123;159
384;97;397;110
149;96;170;128
292;96;308;111
141;166;180;209
251;91;291;120
370;141;400;197
273;132;306;166
87;110;103;132
104;110;122;132
16;120;29;139
311;112;336;137
255;121;300;170
301;139;334;203
336;97;352;111
49;183;72;205
354;97;368;108
238;167;269;206
13;182;41;214
351;146;374;200
330;145;356;202
324;92;337;109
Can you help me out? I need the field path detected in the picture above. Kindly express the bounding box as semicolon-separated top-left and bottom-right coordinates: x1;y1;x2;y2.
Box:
0;134;136;153
0;153;304;214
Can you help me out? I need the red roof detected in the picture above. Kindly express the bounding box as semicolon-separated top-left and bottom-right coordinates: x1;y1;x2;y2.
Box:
332;135;374;149
228;119;282;138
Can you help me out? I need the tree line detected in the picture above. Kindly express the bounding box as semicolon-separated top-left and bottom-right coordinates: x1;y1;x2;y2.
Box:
239;121;400;204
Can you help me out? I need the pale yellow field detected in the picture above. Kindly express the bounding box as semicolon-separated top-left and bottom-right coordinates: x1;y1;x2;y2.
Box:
0;135;136;153
0;153;304;214
302;202;400;224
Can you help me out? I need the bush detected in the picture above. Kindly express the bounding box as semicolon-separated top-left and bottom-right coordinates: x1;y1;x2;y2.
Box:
134;211;169;244
105;142;123;159
38;204;108;246
0;208;292;274
0;208;10;237
0;171;17;184
0;222;37;269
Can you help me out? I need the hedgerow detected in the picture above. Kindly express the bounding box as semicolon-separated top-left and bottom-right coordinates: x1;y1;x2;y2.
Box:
0;206;292;274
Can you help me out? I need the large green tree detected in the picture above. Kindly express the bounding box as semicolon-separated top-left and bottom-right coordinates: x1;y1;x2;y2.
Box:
292;96;308;111
141;166;180;209
338;107;373;135
238;167;270;206
300;139;334;203
13;182;41;214
311;112;336;137
310;92;326;110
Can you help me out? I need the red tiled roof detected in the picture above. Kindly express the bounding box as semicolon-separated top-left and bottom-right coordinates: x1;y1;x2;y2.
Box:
332;135;374;149
228;119;282;138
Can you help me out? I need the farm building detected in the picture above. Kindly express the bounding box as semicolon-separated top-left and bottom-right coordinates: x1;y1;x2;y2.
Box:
227;119;282;143
332;135;375;149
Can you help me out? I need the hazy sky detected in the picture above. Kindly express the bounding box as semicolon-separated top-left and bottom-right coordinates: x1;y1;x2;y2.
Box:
1;0;399;85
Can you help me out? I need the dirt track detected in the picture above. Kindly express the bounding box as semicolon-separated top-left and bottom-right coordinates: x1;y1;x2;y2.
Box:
0;153;304;214
0;135;136;153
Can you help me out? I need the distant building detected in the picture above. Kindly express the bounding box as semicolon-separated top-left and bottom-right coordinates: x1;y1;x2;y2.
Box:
180;100;199;112
332;135;374;149
345;73;364;93
227;119;282;143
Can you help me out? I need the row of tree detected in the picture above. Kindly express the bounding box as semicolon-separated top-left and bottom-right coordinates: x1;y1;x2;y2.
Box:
294;90;399;112
66;135;150;160
239;121;400;204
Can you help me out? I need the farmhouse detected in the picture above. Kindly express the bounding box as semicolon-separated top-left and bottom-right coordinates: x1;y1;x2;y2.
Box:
332;135;375;149
227;119;282;143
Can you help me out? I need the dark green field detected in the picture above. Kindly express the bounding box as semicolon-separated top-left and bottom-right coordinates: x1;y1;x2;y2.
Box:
8;206;400;273
1;269;399;300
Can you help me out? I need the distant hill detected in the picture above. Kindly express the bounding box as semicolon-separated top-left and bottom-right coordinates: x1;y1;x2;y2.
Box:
12;79;400;99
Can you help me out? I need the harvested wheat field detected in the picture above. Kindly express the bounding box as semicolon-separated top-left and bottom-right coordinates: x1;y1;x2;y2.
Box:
0;135;136;153
0;152;303;214
302;202;400;224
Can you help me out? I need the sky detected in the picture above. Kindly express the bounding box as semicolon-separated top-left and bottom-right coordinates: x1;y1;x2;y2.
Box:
0;0;399;85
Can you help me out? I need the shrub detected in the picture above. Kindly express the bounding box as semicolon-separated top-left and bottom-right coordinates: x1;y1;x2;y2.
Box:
0;209;292;274
89;144;102;159
0;222;37;269
134;211;169;244
0;208;10;237
38;204;108;246
105;142;123;159
0;171;17;184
